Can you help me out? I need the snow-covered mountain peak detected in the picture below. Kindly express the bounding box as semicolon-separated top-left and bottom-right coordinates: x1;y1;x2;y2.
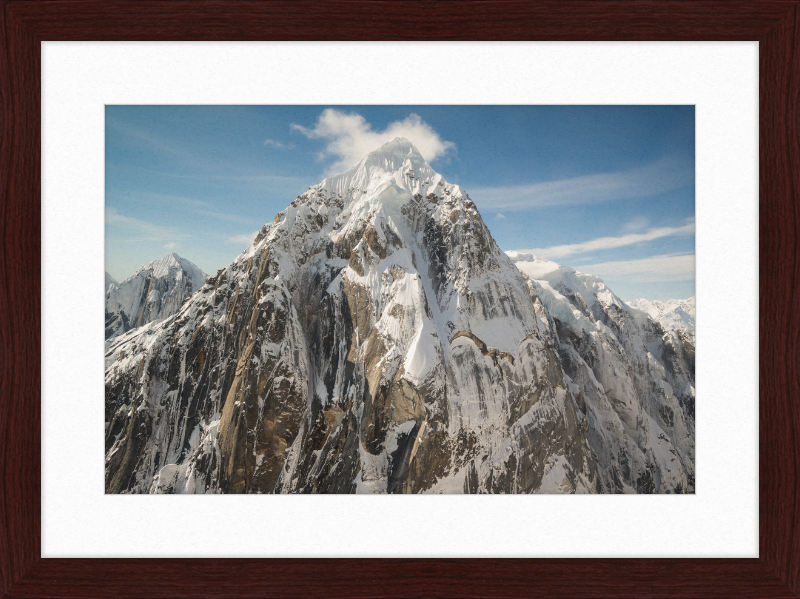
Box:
244;139;486;288
507;251;627;328
505;252;563;278
628;297;695;336
235;139;517;359
105;253;206;339
361;136;429;172
297;137;458;216
105;271;118;293
131;252;205;283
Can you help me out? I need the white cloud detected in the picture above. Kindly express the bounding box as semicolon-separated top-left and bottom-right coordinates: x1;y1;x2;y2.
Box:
292;109;455;173
517;219;695;259
495;213;506;219
470;155;694;210
109;164;305;189
106;117;199;163
109;191;260;225
163;242;177;249
107;119;302;187
105;208;190;242
263;139;295;150
228;231;259;246
622;216;649;232
578;253;695;282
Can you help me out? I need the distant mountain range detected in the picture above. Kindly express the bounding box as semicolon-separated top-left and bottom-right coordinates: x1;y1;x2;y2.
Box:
627;297;695;339
105;253;206;339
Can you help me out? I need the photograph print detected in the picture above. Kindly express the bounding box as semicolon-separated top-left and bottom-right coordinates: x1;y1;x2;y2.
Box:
104;105;695;494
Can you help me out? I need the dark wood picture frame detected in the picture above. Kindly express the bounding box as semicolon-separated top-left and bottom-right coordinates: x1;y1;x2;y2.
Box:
1;1;798;597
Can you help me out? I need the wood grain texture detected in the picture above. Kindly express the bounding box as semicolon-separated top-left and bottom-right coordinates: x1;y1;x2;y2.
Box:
0;1;798;597
760;1;800;594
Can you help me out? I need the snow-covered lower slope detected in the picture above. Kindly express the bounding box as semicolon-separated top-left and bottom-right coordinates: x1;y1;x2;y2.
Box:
628;297;695;339
105;253;206;339
507;252;695;493
104;138;693;494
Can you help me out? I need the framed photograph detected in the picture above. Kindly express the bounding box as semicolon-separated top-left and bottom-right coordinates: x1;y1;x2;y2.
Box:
103;104;698;499
2;2;798;597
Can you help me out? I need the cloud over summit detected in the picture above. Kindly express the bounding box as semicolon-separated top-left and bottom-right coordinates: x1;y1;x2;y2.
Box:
292;109;455;173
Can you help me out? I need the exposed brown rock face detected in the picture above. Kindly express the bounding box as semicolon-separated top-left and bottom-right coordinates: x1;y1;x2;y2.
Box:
105;139;693;494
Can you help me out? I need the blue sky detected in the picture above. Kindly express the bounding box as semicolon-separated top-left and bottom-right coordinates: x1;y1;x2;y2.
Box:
106;105;694;301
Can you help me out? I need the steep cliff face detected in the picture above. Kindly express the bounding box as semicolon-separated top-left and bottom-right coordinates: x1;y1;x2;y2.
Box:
105;253;206;339
104;138;693;494
509;253;695;493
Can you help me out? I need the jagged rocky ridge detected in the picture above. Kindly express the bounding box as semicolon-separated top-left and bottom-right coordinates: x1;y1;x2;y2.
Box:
105;271;118;293
104;138;695;494
105;253;206;339
508;253;695;493
628;297;696;342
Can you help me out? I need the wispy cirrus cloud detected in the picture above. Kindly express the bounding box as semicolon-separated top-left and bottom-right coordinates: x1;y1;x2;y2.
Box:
622;216;650;232
292;109;455;174
578;253;695;282
106;118;200;163
161;194;259;225
107;164;305;186
516;219;695;259
106;121;305;190
105;207;190;243
263;139;295;150
227;231;259;246
108;191;261;226
470;155;694;210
